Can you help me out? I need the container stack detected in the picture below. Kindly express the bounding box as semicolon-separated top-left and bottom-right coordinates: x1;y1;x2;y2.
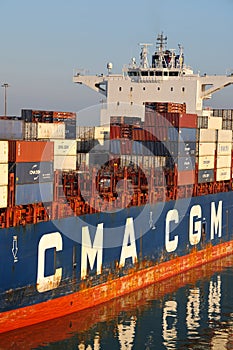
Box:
51;139;77;170
197;129;216;183
76;126;110;167
8;141;54;205
144;104;197;185
0;141;8;208
213;109;233;130
53;111;76;140
76;126;95;153
22;109;76;140
216;130;232;181
144;102;186;114
165;114;197;186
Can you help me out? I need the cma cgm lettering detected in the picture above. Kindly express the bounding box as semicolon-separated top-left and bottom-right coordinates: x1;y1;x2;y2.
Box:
0;192;232;333
36;199;223;293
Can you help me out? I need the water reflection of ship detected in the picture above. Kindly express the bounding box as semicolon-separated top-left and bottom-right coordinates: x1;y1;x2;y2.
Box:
1;255;233;350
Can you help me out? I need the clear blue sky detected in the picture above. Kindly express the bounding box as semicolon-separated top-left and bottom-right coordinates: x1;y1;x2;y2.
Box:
1;0;233;117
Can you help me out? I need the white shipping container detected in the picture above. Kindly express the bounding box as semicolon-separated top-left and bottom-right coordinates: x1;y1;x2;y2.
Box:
94;126;110;140
208;116;222;130
217;142;232;155
198;156;215;170
143;156;150;168
217;155;232;168
0;164;8;185
0;141;8;163
37;123;65;139
0;185;8;208
216;167;231;181
198;143;216;156
199;129;216;142
217;130;232;142
137;156;143;166
131;155;137;165
154;156;166;168
54;155;76;170
76;126;94;140
24;122;37;140
120;155;127;167
51;139;77;156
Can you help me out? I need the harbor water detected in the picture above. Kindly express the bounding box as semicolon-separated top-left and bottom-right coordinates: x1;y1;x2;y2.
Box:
1;255;233;349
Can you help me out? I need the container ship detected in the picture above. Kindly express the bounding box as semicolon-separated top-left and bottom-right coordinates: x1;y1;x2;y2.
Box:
1;33;233;333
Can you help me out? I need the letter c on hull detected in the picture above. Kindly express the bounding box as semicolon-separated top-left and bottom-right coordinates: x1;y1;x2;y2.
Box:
37;232;63;293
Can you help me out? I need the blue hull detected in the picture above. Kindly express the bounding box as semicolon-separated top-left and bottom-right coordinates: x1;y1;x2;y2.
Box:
0;191;232;314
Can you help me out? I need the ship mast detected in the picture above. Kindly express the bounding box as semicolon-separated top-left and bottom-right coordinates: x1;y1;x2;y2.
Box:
139;43;152;68
156;32;167;68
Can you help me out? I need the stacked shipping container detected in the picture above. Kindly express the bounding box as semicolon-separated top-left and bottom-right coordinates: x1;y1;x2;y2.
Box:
51;139;77;170
198;129;216;183
8;141;54;205
0;141;8;208
22;109;76;140
216;130;232;181
144;105;197;186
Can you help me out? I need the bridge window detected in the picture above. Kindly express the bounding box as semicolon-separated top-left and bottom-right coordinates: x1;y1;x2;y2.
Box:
128;71;139;77
169;71;179;76
156;71;162;76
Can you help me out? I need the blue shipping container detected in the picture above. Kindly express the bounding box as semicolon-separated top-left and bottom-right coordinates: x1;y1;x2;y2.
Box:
142;141;169;156
65;123;76;139
198;169;215;183
168;128;196;142
177;156;196;171
179;128;196;142
132;141;143;155
15;182;54;205
0;120;24;140
12;162;54;184
110;140;120;154
178;142;197;156
168;127;179;142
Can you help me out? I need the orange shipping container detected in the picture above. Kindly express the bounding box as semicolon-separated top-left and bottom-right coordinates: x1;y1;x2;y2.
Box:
9;141;54;163
177;170;195;186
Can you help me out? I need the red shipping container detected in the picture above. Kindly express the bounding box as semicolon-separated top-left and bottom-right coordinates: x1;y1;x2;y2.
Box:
9;141;54;163
177;170;195;185
53;111;76;120
110;125;121;139
132;128;145;141
143;126;157;141
178;113;197;128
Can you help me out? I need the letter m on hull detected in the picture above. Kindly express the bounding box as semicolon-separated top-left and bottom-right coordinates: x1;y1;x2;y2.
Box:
81;224;103;279
210;201;222;240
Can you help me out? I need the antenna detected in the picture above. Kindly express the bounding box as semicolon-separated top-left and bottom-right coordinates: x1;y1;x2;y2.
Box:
156;33;167;52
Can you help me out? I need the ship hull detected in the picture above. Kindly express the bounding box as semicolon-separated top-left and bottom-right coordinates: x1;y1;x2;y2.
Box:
1;191;233;333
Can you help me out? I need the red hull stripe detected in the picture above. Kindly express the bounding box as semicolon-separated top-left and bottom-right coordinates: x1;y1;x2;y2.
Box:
1;241;233;334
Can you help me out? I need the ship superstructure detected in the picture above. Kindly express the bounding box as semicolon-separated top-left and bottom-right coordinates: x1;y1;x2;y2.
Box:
73;33;233;123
